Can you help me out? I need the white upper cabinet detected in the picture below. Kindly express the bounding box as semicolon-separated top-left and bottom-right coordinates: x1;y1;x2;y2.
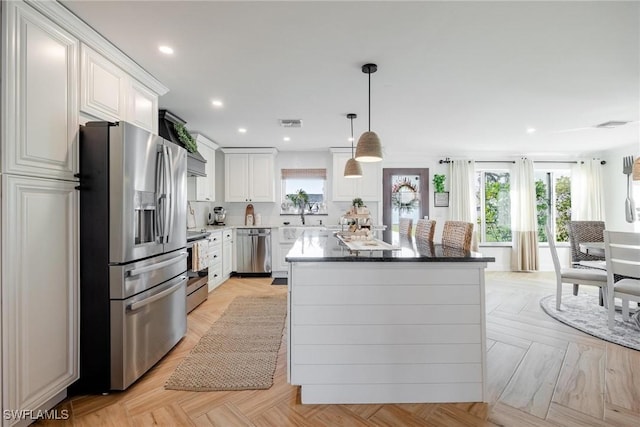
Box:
188;134;218;202
127;79;158;134
2;1;79;180
223;148;277;202
80;44;126;122
80;44;159;133
331;149;381;202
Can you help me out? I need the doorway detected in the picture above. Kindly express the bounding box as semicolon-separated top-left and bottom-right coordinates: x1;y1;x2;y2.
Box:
382;168;430;242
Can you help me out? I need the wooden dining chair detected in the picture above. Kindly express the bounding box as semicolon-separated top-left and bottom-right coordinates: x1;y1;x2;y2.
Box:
415;219;436;241
567;221;605;295
441;221;473;251
398;218;413;237
604;230;640;329
547;225;607;310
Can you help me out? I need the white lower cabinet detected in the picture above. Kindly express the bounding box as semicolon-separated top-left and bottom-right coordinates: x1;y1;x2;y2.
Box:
1;175;79;423
222;229;233;279
207;231;223;292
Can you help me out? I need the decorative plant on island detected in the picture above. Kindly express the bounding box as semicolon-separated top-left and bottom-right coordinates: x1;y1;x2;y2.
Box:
433;174;446;193
287;189;309;225
352;197;365;214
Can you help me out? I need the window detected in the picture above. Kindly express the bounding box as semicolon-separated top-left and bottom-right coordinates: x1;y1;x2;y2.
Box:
280;168;327;214
535;170;571;242
475;170;511;243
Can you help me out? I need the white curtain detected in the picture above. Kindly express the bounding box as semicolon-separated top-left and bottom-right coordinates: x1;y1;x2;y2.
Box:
511;158;539;271
449;160;478;250
571;159;605;221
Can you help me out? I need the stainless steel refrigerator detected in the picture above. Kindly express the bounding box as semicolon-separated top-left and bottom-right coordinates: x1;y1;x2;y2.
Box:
73;121;188;393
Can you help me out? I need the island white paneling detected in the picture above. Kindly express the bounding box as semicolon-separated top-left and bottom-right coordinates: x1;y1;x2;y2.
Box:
288;261;487;404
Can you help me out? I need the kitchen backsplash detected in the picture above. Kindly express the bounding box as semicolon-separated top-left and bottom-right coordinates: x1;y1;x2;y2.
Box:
187;200;380;229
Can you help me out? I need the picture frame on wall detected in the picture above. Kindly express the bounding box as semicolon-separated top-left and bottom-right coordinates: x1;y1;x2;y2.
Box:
434;192;449;207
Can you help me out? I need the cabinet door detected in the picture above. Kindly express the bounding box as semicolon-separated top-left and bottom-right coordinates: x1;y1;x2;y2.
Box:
80;44;127;122
225;154;249;202
248;154;275;202
2;2;79;180
222;230;233;277
2;175;79;414
332;152;357;201
128;80;158;134
358;160;382;202
195;142;216;201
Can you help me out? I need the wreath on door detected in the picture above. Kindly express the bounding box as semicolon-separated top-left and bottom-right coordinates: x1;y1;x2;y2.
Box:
392;177;419;214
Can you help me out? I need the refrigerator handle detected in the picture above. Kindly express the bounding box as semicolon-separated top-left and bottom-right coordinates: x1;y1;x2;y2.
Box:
164;145;174;244
127;276;187;311
127;252;187;277
155;147;165;241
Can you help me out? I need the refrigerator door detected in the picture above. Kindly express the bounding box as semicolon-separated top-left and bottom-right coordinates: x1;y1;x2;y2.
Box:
162;141;187;253
110;273;187;390
109;250;187;300
109;122;165;263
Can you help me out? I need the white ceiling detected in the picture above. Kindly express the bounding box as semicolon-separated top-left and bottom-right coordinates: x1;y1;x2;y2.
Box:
62;1;639;158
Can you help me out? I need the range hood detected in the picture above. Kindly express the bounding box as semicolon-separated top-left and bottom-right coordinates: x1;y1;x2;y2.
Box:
158;109;207;177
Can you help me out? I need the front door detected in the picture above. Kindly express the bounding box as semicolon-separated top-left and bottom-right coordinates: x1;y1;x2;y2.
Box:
382;168;430;242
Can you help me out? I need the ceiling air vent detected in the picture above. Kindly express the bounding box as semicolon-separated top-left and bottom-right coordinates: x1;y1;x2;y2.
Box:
595;120;629;129
279;119;303;128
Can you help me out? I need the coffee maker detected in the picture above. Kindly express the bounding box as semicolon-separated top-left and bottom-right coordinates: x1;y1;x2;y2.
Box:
209;206;226;225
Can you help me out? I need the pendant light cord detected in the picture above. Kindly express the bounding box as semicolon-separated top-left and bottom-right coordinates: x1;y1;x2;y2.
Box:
350;117;355;158
368;72;371;132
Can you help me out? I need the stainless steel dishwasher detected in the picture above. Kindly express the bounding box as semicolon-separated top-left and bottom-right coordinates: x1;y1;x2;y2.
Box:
236;228;272;274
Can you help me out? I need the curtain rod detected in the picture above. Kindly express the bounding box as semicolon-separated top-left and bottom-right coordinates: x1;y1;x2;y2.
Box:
438;158;606;165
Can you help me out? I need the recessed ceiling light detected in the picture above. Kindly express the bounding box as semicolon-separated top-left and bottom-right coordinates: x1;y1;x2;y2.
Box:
211;100;223;107
283;137;291;142
158;45;174;55
348;137;354;142
238;128;247;133
526;128;536;134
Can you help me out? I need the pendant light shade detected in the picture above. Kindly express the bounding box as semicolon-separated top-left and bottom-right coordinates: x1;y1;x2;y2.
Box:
355;63;382;162
344;113;362;178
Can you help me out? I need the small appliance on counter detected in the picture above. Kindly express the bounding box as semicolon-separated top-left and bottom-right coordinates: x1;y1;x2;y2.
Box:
209;206;226;225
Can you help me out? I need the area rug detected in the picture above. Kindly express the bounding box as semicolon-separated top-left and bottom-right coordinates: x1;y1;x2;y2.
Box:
540;294;640;351
165;295;287;391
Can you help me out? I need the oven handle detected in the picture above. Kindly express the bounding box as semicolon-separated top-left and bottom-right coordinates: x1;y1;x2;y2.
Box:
128;276;186;311
127;252;187;277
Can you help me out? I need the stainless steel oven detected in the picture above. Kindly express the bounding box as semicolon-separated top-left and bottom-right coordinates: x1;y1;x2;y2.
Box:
186;231;210;313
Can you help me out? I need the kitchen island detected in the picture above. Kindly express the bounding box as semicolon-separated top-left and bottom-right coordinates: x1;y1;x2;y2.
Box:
285;230;495;404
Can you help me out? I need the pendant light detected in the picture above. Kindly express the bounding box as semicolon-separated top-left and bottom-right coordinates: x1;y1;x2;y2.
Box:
344;113;363;178
355;63;383;162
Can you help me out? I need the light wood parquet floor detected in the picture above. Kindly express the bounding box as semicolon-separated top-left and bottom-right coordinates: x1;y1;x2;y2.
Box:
40;272;640;426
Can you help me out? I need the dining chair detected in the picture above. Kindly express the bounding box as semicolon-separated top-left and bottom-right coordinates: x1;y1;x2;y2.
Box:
398;218;413;237
604;230;640;329
415;219;436;241
547;225;607;310
567;221;605;295
441;221;473;251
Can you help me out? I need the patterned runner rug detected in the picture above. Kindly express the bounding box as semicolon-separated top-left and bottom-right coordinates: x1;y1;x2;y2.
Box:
165;295;287;391
540;293;640;351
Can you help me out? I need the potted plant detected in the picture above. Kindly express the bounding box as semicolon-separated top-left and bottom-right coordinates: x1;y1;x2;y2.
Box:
352;197;365;214
432;174;449;207
287;189;309;225
433;174;446;193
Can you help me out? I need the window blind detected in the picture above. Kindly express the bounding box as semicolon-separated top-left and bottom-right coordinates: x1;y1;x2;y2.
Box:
281;168;327;179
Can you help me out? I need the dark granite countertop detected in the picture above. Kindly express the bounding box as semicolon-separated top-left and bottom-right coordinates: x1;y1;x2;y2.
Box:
285;230;495;263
